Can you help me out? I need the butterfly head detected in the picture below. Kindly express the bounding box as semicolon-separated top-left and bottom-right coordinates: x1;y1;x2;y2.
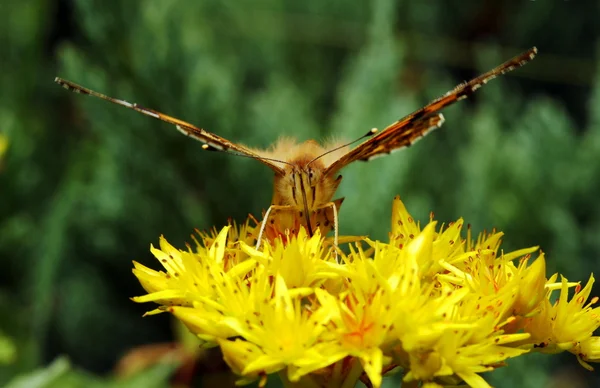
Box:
273;157;340;212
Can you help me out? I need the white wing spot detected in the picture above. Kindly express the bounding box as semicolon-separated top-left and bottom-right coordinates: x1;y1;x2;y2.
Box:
435;114;445;126
482;74;497;84
117;100;134;108
208;142;225;151
176;125;191;136
133;103;159;118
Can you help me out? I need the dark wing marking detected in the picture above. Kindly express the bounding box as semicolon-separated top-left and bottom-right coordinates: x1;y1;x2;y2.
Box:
324;46;537;175
54;77;286;175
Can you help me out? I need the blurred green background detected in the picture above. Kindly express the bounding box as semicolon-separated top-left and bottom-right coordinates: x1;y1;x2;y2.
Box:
1;0;599;386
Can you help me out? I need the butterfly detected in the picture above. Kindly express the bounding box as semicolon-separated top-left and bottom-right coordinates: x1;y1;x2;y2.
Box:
55;47;537;251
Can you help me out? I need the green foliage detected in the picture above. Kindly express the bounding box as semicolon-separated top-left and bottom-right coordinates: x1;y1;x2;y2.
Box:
1;0;599;386
4;357;176;388
0;332;16;365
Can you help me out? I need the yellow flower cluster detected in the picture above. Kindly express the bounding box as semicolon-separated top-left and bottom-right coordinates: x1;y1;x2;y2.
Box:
132;197;600;387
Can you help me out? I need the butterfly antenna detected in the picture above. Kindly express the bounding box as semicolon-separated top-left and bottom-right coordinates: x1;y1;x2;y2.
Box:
307;128;378;167
200;143;295;167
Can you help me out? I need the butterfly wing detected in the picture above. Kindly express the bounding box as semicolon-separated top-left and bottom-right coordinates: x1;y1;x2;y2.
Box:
55;77;286;175
326;114;445;175
324;47;537;175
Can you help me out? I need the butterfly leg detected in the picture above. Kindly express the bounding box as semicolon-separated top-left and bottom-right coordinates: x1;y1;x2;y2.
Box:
255;204;296;250
316;201;340;263
256;201;341;263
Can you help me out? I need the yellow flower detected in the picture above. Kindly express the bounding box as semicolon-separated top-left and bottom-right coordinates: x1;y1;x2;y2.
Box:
399;292;529;386
317;224;441;386
133;227;255;302
317;277;398;387
395;228;531;386
218;338;266;385
132;197;600;387
240;228;338;290
512;254;547;317
132;226;259;341
524;275;600;370
210;273;348;385
196;218;259;269
574;336;600;370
